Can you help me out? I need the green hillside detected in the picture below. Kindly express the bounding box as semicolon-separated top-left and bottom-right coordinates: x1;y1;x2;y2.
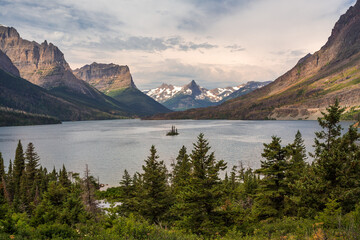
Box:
107;87;171;116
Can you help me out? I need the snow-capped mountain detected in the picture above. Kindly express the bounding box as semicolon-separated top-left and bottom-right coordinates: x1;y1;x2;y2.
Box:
143;83;182;103
143;80;271;111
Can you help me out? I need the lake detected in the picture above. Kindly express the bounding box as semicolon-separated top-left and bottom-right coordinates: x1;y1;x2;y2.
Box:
0;119;353;186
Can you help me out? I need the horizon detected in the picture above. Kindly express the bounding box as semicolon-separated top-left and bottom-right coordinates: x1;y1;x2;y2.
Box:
0;0;356;89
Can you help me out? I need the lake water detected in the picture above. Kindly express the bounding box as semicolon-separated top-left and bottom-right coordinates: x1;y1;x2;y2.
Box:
0;119;353;186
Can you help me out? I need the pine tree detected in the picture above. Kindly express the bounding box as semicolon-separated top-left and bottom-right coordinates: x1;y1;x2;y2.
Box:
0;153;4;181
312;100;345;187
118;169;137;215
174;133;227;235
139;145;170;224
286;130;307;183
25;143;40;203
254;136;288;220
171;146;191;193
25;143;40;182
59;165;71;188
0;153;4;201
13;140;25;195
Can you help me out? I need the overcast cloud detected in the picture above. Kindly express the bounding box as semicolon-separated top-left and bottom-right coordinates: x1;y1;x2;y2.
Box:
0;0;356;89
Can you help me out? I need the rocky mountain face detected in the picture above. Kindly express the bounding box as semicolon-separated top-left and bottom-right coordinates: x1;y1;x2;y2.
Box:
0;49;19;77
0;26;103;98
150;1;360;120
74;62;171;116
73;62;136;93
145;80;270;111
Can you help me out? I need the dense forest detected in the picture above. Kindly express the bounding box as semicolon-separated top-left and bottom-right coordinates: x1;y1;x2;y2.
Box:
0;101;359;239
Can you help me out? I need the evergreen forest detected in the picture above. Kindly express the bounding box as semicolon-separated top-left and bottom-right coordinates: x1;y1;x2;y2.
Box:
0;101;360;239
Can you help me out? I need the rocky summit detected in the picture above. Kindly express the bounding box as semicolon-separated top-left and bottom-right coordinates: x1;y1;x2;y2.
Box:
0;26;101;98
151;1;360;120
74;62;171;116
73;62;136;93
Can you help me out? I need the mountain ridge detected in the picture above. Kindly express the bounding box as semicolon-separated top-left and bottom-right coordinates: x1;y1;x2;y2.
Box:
148;1;360;120
145;80;271;111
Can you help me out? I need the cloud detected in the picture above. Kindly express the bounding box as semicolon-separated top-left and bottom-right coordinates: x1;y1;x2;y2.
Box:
225;44;246;52
84;35;217;52
0;0;356;89
133;59;276;90
177;0;253;32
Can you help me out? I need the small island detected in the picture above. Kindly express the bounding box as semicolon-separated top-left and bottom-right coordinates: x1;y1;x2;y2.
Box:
166;125;179;136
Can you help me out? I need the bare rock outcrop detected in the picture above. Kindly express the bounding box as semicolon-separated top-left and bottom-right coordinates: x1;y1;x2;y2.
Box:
73;62;136;93
0;26;101;98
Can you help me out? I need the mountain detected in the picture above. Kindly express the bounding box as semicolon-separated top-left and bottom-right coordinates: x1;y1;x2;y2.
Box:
145;80;270;111
150;1;360;120
144;83;183;103
0;67;127;124
73;63;136;93
161;80;217;111
0;49;19;77
0;26;141;119
221;81;272;102
74;62;171;116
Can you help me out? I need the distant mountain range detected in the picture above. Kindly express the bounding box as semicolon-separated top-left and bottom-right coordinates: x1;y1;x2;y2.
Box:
149;1;360;120
0;26;170;125
144;80;271;111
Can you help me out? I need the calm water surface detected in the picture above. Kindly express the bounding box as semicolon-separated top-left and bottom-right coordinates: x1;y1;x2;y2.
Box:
0;120;352;186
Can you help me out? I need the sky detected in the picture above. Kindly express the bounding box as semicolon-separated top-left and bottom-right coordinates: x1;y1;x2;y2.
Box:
0;0;356;90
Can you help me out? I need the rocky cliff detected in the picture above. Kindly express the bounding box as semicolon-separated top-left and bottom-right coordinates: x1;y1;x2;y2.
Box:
73;62;136;93
150;1;360;120
0;26;102;98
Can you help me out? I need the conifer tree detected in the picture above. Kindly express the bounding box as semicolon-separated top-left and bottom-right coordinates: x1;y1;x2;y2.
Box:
25;143;40;183
171;146;191;193
59;165;71;188
139;145;170;224
25;143;40;203
286;130;307;183
0;153;4;181
0;153;4;201
117;170;137;215
312;100;345;187
13;140;25;195
174;133;227;235
254;136;288;220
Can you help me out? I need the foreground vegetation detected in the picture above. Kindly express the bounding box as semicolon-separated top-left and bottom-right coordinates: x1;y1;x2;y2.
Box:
0;101;359;239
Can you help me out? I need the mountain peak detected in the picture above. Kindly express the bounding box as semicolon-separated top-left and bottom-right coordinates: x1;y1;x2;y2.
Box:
73;62;136;92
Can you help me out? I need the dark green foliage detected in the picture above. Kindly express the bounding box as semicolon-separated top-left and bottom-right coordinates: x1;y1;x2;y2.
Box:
139;145;170;224
254;136;288;220
173;133;227;235
166;125;179;136
13;140;25;200
107;87;171;116
171;146;191;192
0;108;61;126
